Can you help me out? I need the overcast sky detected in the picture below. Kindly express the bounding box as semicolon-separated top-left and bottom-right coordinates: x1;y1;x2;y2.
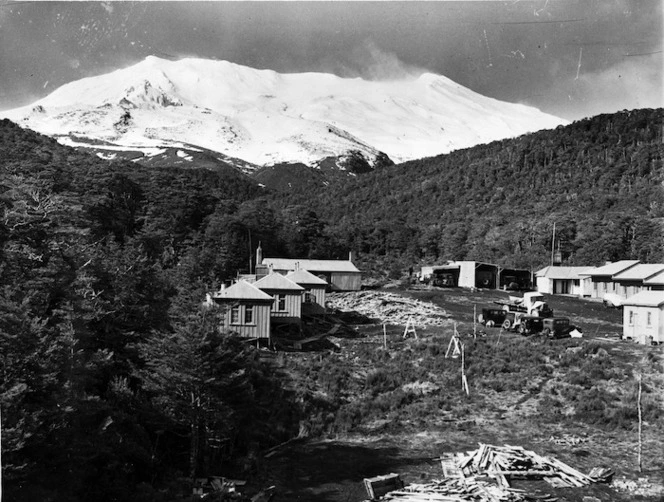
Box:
0;1;661;120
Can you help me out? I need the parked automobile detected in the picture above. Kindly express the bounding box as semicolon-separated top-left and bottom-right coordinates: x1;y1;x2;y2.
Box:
602;293;623;309
517;315;544;335
542;317;572;339
477;308;508;327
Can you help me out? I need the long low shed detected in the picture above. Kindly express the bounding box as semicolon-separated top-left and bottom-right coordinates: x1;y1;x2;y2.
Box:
259;258;361;291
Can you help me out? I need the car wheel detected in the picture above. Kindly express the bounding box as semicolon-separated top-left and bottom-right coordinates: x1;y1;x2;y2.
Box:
486;320;495;327
502;319;512;330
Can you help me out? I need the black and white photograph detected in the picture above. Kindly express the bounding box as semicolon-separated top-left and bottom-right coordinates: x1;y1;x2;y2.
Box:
1;1;663;501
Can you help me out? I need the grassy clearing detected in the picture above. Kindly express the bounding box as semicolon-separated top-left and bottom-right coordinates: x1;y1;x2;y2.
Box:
263;288;664;501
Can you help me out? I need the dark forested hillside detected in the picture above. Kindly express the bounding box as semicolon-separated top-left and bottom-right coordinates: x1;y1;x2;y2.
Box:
0;119;303;501
2;108;663;499
269;108;664;272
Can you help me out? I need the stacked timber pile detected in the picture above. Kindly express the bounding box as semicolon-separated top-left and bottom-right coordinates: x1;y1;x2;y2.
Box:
368;444;603;501
369;478;554;502
456;444;594;489
327;291;450;327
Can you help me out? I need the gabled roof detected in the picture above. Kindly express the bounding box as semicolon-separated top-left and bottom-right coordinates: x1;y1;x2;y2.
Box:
613;264;664;282
212;280;273;301
285;269;328;286
579;260;640;277
622;291;664;308
262;258;360;273
644;270;664;286
536;266;594;279
254;272;304;291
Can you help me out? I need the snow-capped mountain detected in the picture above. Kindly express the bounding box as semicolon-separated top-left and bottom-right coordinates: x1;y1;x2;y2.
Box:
2;56;566;171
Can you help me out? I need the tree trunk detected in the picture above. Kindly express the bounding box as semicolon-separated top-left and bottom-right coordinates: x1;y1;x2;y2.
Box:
190;392;200;484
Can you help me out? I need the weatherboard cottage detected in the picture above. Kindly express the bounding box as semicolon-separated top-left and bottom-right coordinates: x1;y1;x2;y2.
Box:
285;268;329;315
622;291;664;345
253;272;304;324
259;257;361;291
579;260;639;299
210;280;273;340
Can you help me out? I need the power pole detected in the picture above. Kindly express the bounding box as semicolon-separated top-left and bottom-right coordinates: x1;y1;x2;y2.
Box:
550;222;556;267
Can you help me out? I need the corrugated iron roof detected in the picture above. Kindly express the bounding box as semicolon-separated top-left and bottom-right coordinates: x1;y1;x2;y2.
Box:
285;269;328;285
254;272;304;291
262;258;360;273
644;270;664;285
211;280;273;301
613;263;664;281
579;260;640;277
535;266;594;279
622;291;664;307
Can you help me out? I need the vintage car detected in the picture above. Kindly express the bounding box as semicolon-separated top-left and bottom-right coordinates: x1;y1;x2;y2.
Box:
517;315;544;335
542;317;572;339
477;308;508;327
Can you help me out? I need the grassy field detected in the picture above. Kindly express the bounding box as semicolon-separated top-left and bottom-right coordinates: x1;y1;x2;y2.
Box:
255;287;664;502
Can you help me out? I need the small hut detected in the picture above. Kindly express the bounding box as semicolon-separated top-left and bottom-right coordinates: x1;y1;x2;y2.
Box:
285;268;328;315
622;291;664;344
253;272;304;324
210;280;273;340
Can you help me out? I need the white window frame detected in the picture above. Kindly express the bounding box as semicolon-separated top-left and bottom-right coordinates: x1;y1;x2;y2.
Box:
244;305;254;324
276;294;286;312
230;306;240;324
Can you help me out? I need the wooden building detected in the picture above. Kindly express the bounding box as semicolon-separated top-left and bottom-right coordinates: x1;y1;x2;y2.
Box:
645;270;664;291
622;291;664;344
253;272;304;324
260;258;361;291
612;264;664;298
498;267;532;291
210;280;273;340
579;260;639;299
535;266;593;296
285;268;328;315
419;261;499;289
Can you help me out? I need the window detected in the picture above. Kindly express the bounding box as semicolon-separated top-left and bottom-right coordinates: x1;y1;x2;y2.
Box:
230;306;240;324
244;305;254;324
628;310;634;326
647;312;652;326
276;294;286;311
304;290;313;304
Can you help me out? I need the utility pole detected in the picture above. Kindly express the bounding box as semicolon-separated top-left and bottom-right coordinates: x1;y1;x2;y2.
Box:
550;222;556;267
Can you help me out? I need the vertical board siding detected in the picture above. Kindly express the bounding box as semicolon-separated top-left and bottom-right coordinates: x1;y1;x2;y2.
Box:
262;291;302;319
223;304;271;339
269;292;302;318
330;273;362;291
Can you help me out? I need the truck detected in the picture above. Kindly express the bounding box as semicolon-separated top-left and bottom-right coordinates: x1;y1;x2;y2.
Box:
495;292;553;316
491;292;553;330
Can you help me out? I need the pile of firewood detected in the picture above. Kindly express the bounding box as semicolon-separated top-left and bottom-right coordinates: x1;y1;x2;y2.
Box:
366;443;612;502
371;477;554;502
457;444;593;488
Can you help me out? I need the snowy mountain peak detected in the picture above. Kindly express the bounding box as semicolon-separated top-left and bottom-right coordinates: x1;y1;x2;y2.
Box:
121;77;182;109
2;55;567;170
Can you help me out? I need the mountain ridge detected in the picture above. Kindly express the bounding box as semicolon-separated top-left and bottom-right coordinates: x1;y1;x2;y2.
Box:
1;55;566;172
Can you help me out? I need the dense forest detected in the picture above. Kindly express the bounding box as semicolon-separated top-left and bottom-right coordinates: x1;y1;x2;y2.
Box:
0;119;318;501
268;108;664;274
1;108;663;499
